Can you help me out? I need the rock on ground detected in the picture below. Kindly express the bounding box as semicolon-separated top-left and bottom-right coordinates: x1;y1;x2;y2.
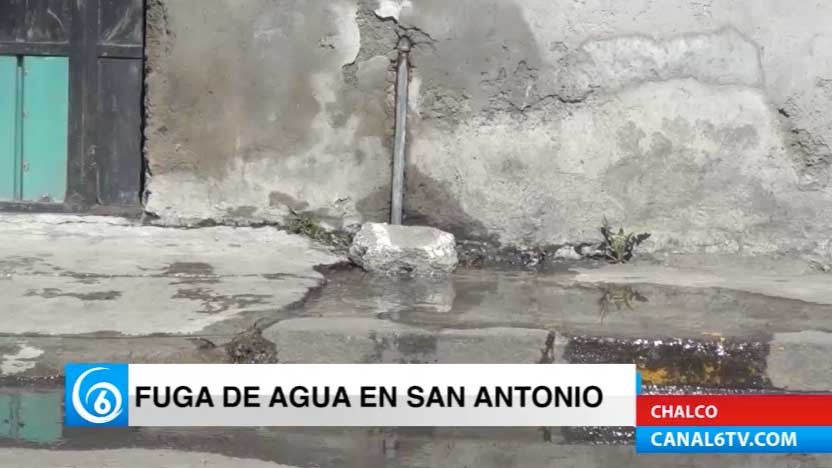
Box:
553;246;582;260
349;223;458;275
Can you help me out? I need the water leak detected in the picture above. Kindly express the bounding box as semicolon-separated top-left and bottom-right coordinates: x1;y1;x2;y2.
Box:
300;268;832;340
3;268;832;465
287;267;832;389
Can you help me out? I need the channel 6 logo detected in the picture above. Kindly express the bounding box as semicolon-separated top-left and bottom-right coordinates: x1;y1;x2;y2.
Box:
65;363;128;427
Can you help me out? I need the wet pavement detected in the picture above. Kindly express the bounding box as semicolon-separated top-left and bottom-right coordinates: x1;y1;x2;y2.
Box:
298;268;832;339
1;386;832;467
3;257;832;466
5;265;832;385
264;268;832;390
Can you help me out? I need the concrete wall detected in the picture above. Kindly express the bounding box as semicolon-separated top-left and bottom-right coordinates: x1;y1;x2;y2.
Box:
144;0;396;228
144;0;832;264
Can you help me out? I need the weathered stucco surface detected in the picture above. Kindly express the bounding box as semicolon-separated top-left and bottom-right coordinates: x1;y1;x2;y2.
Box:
145;0;832;263
145;0;395;228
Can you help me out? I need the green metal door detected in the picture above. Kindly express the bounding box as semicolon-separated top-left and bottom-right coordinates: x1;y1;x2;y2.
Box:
0;56;17;200
22;57;69;203
0;55;68;203
0;391;62;443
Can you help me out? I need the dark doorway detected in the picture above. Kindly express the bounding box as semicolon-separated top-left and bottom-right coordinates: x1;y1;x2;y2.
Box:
0;0;144;213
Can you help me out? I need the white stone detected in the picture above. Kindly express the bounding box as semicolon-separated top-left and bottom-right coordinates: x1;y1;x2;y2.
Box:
375;0;412;21
349;223;458;275
553;246;582;260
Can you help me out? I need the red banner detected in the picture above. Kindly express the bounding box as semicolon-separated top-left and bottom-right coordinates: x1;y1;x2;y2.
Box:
638;395;832;426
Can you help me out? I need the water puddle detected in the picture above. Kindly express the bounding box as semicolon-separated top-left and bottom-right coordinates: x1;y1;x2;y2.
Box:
300;268;832;340
2;269;831;465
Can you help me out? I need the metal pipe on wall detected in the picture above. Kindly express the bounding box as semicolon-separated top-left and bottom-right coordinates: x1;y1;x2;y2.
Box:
390;37;410;225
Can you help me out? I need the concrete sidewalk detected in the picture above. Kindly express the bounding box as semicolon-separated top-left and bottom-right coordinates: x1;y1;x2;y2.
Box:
0;214;343;378
1;213;832;393
3;214;832;465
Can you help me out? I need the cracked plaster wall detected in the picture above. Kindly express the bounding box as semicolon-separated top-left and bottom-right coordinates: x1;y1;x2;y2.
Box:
145;0;832;264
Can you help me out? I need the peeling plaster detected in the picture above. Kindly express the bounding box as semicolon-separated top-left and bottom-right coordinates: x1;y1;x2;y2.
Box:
374;0;412;21
331;2;362;66
1;343;44;375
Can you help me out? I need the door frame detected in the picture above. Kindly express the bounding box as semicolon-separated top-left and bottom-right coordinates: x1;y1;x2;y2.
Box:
0;0;144;215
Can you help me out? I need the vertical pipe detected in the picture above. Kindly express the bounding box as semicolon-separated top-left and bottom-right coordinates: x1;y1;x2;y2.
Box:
390;37;410;225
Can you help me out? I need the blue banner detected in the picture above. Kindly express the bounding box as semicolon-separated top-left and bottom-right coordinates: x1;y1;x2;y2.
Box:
65;363;129;427
637;426;832;453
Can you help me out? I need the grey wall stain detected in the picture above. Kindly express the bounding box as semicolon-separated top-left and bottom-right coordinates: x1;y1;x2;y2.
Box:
170;278;222;285
0;256;59;275
225;206;258;218
71;277;102;285
146;1;335;177
779;79;832;190
405;0;544;123
24;288;122;301
162;262;216;276
604;117;771;222
269;191;311;211
403;167;492;241
356;184;392;223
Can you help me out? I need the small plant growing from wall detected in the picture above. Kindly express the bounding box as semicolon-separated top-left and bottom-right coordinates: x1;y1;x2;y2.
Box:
284;209;352;251
599;217;651;264
286;209;321;239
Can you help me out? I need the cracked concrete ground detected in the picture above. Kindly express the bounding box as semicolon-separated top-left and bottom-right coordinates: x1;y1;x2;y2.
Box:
2;213;832;394
0;214;343;379
3;214;832;465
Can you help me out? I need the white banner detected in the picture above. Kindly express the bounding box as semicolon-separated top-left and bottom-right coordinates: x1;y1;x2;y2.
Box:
65;364;637;427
